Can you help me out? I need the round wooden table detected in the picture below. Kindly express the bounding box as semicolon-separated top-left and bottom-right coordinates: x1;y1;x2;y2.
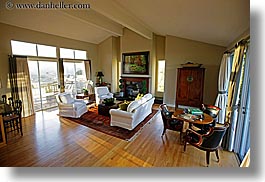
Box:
173;108;213;125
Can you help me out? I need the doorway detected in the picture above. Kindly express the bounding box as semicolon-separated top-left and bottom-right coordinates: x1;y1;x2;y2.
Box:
28;60;59;111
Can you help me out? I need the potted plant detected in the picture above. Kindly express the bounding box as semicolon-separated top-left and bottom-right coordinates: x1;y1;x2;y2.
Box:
103;98;115;106
83;88;89;96
119;79;124;97
142;80;147;94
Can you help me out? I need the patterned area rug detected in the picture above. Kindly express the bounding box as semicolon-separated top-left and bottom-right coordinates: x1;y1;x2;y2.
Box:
64;106;159;141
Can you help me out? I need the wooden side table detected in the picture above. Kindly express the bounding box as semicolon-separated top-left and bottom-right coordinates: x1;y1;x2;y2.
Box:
76;94;95;101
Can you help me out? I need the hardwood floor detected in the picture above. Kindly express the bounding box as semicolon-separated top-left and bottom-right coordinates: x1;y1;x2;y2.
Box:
0;105;239;167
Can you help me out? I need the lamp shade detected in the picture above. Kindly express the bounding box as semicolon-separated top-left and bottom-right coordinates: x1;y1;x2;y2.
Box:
97;71;104;77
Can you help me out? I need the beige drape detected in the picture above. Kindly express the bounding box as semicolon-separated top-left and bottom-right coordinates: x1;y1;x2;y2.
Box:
84;60;91;80
14;57;34;117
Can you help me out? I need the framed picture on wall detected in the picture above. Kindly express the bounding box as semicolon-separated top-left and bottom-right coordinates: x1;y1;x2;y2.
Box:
122;51;149;75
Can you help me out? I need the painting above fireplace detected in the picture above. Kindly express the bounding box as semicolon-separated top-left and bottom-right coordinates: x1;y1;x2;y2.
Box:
122;51;149;75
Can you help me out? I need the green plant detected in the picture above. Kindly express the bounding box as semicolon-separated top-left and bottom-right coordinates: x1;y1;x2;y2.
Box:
103;98;115;106
83;88;89;95
142;80;147;94
119;79;124;91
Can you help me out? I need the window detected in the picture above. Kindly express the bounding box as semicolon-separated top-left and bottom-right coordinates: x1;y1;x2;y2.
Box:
37;44;57;58
11;40;57;58
60;48;87;60
157;60;165;92
74;50;87;59
11;40;37;56
60;48;74;59
63;61;87;94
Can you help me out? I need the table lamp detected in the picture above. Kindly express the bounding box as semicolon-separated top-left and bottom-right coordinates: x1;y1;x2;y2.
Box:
97;71;104;84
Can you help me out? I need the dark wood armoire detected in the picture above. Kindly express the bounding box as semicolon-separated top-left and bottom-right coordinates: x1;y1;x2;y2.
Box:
175;67;205;108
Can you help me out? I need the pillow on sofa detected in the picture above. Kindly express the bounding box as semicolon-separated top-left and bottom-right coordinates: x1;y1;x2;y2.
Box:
143;93;152;101
135;93;144;101
60;94;74;104
127;100;141;112
119;102;129;111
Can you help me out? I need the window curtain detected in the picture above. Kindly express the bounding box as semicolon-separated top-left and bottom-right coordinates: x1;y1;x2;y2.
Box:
233;44;250;158
215;53;231;124
9;56;34;117
84;60;93;94
222;41;248;151
58;58;65;93
84;60;91;80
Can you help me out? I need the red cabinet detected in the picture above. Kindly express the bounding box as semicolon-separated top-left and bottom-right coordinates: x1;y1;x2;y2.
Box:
175;68;205;108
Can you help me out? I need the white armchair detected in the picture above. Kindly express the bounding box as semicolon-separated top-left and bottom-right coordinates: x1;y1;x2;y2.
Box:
94;86;114;105
56;92;87;118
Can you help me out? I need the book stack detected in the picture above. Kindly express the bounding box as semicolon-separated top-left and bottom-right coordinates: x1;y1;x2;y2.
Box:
190;108;203;115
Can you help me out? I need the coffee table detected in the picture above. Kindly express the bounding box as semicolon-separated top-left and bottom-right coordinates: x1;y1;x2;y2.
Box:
98;102;122;117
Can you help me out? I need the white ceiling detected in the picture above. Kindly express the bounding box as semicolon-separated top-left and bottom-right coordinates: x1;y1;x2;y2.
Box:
0;0;249;46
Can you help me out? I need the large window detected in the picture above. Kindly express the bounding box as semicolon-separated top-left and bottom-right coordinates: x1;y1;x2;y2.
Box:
63;61;87;94
157;60;165;92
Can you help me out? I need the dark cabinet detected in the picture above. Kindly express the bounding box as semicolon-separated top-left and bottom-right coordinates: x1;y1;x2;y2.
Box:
175;68;205;108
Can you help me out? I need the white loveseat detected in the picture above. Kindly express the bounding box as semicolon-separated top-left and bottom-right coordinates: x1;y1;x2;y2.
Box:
56;92;87;118
109;93;155;130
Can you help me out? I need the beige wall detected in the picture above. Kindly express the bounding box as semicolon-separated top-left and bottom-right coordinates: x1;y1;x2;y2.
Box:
98;37;112;83
154;35;165;97
0;23;99;96
121;28;152;53
98;36;120;92
120;28;155;94
164;35;226;107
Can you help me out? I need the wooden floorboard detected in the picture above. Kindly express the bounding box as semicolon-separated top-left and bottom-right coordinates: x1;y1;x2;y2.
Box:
0;105;239;167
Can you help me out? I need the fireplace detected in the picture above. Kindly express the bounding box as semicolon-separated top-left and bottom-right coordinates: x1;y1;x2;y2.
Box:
121;77;149;100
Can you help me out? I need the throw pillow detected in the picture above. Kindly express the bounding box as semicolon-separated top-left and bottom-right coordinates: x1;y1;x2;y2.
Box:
143;93;152;101
119;103;129;111
135;93;144;101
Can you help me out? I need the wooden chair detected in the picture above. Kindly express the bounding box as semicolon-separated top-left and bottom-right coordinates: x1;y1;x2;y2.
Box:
1;95;7;103
184;123;229;167
3;100;23;142
159;104;183;140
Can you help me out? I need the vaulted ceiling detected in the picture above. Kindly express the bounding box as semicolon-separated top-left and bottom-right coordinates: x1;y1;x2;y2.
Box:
0;0;249;47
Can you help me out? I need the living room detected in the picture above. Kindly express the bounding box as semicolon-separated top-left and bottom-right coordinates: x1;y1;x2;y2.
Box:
0;0;250;169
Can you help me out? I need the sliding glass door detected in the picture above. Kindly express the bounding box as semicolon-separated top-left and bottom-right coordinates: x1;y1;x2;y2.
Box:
63;61;87;95
28;60;59;111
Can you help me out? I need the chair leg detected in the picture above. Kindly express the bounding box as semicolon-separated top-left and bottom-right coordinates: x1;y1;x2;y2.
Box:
206;151;210;167
4;123;7;143
215;150;220;162
161;128;166;136
179;131;182;144
19;118;23;136
15;119;19;133
184;140;187;152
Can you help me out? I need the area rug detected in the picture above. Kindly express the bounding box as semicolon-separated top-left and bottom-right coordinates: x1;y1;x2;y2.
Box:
64;107;159;141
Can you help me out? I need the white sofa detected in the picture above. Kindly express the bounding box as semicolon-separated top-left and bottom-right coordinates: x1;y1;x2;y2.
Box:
109;93;155;130
94;86;114;105
56;92;87;118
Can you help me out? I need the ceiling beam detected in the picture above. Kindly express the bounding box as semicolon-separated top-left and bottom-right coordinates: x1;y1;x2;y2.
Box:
78;0;153;39
58;6;123;37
